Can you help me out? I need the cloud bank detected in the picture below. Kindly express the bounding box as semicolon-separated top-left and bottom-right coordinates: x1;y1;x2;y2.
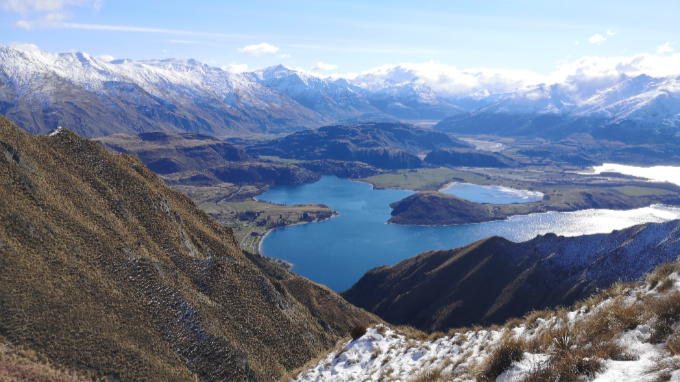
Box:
340;54;680;97
239;43;279;56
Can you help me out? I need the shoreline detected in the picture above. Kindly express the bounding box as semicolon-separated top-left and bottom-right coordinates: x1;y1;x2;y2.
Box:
257;211;340;267
387;203;680;228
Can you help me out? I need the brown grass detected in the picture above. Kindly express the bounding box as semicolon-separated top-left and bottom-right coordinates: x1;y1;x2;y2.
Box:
351;325;368;341
647;292;680;343
0;117;381;382
476;336;525;381
647;263;680;289
0;344;89;382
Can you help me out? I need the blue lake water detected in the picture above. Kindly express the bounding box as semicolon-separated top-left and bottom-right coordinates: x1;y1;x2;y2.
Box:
440;183;543;204
258;176;680;291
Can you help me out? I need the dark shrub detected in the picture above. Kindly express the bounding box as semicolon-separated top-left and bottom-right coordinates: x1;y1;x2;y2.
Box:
350;325;367;341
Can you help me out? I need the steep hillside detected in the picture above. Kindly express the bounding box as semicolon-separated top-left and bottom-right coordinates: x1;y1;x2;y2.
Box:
343;219;680;332
247;122;471;169
0;115;380;382
293;267;680;381
424;147;517;168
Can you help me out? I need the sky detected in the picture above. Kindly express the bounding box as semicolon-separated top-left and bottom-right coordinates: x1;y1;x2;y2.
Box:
1;0;679;96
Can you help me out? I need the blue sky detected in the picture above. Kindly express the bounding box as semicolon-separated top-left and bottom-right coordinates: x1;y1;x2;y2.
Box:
1;0;678;78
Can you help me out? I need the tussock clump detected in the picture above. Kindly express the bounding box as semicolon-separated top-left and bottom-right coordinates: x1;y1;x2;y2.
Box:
647;263;680;289
476;336;525;382
647;292;680;343
397;325;429;341
666;330;680;355
408;367;444;382
647;357;680;382
504;317;524;329
351;325;368;341
521;355;603;382
524;309;553;328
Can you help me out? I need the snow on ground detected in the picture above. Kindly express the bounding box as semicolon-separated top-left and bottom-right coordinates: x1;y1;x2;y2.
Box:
290;278;680;382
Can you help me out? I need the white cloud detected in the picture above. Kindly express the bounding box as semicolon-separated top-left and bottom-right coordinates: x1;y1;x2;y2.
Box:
575;41;579;45
338;53;680;98
606;30;616;36
312;62;338;71
2;0;102;30
0;0;101;13
9;42;40;52
657;42;673;54
222;63;248;73
551;53;680;82
346;63;547;97
12;10;67;29
589;34;605;44
238;43;278;56
97;54;114;62
277;53;291;59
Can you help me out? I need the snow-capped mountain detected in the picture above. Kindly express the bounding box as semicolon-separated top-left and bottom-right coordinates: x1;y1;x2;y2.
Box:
246;65;383;121
363;79;466;120
0;46;325;138
0;46;465;138
434;74;680;143
3;44;680;141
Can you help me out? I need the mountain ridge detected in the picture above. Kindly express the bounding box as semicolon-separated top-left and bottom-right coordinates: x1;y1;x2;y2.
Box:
0;114;381;381
342;218;680;332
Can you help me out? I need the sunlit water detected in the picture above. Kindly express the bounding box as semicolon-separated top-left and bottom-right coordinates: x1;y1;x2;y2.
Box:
461;139;507;152
440;183;543;204
258;176;680;291
582;163;680;186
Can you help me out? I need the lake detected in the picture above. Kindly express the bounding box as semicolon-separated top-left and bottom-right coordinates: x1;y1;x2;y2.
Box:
440;183;543;204
258;176;680;291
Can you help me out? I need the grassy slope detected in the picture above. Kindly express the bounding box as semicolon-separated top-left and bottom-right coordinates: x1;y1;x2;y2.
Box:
0;116;380;382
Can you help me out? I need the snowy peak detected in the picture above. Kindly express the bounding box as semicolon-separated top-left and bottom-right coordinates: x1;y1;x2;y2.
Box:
4;44;680;139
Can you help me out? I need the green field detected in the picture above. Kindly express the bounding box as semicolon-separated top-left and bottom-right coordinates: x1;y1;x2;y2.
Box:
197;199;333;254
258;155;302;164
613;186;677;197
362;168;514;191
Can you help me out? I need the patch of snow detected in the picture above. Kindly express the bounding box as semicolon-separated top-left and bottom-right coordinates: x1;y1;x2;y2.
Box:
48;126;63;136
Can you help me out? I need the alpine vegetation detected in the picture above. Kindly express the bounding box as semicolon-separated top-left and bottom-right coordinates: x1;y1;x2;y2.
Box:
288;264;680;381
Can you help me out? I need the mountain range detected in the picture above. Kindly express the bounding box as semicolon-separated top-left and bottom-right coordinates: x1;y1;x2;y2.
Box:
0;45;464;138
435;74;680;143
4;45;680;142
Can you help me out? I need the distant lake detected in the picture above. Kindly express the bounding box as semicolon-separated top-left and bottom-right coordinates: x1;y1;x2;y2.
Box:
440;183;543;204
583;163;680;187
258;176;680;291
